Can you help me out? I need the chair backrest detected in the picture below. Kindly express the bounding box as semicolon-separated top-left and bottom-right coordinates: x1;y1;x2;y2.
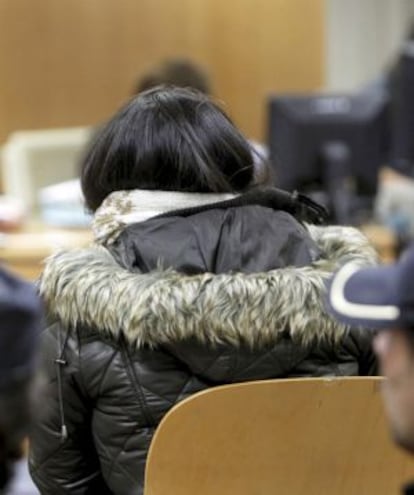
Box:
144;377;414;495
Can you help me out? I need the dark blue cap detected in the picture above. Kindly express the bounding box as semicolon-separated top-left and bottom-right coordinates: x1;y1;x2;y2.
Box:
326;244;414;330
0;269;42;389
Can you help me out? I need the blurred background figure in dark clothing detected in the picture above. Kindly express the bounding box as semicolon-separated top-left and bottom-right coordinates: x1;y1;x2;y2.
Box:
0;270;42;494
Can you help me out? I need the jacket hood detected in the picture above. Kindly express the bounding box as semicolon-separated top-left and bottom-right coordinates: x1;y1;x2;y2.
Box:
109;207;320;274
39;223;377;349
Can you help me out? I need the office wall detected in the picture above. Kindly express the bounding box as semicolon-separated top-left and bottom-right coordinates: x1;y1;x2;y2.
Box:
0;0;324;142
326;0;414;91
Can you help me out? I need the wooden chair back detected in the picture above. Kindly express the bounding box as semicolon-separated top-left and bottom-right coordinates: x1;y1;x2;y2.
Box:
145;377;414;495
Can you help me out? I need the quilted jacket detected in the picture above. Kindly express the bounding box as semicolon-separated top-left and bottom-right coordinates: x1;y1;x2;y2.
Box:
29;201;378;495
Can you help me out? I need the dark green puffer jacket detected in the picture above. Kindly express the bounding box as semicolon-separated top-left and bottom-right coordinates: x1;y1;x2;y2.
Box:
29;204;377;495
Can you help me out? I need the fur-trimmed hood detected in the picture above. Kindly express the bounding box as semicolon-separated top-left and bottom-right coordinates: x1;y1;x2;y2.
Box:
39;222;377;349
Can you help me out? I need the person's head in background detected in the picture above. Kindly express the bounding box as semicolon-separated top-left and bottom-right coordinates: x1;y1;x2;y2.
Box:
82;86;270;212
133;58;212;96
326;245;414;454
0;270;41;492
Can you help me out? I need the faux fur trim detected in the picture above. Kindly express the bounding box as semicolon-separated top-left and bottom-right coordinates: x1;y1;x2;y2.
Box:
304;224;378;271
39;225;377;348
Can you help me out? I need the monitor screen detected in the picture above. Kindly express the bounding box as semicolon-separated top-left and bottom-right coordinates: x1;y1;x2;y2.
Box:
268;91;389;224
390;41;414;176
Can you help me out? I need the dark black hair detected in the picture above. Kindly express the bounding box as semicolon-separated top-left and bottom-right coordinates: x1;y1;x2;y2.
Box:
81;86;256;211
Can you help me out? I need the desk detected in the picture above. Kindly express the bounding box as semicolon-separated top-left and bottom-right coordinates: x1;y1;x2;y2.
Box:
0;225;92;280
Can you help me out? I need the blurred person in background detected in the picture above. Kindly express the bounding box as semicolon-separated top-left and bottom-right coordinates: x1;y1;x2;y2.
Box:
0;269;42;495
362;22;414;246
326;244;414;494
30;87;378;495
134;57;212;95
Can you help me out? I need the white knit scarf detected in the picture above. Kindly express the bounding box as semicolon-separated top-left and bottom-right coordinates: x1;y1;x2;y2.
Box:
92;189;237;245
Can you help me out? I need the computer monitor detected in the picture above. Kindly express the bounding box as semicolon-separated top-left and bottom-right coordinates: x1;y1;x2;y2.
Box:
1;126;92;209
268;92;389;224
390;41;414;176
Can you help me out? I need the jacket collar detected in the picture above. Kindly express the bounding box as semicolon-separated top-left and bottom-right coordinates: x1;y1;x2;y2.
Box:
92;189;237;246
92;187;328;247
